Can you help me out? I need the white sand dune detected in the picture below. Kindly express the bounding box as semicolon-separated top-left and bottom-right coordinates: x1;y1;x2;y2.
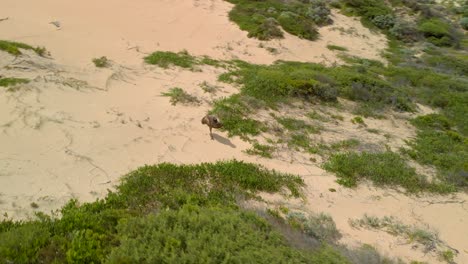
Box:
0;1;467;263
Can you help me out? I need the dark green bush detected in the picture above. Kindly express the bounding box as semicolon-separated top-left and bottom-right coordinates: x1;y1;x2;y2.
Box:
342;0;394;28
107;205;319;263
461;17;468;30
418;18;456;46
0;223;51;263
389;19;420;42
227;0;325;41
277;11;319;40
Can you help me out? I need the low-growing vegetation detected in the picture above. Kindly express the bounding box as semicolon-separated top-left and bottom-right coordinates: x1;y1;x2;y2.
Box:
0;40;47;56
144;50;226;70
0;77;30;88
0;160;370;263
403;114;467;189
323;151;454;193
161;87;200;106
245;142;275;158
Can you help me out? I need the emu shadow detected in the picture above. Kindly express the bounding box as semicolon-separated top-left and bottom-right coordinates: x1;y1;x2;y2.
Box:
212;133;236;148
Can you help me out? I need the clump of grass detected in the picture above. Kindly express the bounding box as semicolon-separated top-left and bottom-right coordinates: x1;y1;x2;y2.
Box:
366;128;380;134
323;151;453;193
0;77;30;88
30;202;39;209
330;139;360;150
287;211;341;243
351;116;366;126
327;44;348;51
439;250;455;263
245;142;275;158
161;87;199;106
0;40;47;56
92;56;110;68
350;215;444;253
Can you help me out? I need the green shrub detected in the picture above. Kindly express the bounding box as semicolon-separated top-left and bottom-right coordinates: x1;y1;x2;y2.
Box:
256;17;285;40
342;0;394;28
227;0;325;41
66;229;106;263
418;18;455;46
115;160;305;211
389;19;420;42
372;14;396;29
323;151;450;193
278;11;319;40
92;56;110;68
306;0;332;26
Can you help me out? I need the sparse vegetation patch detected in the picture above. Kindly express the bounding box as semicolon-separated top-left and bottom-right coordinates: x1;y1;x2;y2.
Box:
350;215;451;254
0;77;30;88
323;151;454;193
0;40;47;56
161;87;200;106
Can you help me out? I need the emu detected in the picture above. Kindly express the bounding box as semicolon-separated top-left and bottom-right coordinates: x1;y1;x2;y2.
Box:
201;114;223;140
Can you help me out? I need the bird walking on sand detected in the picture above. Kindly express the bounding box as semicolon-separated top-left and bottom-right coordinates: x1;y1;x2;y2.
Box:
201;114;223;140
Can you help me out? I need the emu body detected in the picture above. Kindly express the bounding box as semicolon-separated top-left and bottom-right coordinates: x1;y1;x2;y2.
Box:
201;115;223;140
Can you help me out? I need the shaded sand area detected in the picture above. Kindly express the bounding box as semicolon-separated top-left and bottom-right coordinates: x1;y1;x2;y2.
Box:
0;0;467;263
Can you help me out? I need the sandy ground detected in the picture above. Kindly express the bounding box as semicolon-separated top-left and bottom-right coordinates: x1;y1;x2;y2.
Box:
0;1;467;263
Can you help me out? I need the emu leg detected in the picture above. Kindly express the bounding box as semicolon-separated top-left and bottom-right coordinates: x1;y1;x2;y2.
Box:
210;127;213;140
